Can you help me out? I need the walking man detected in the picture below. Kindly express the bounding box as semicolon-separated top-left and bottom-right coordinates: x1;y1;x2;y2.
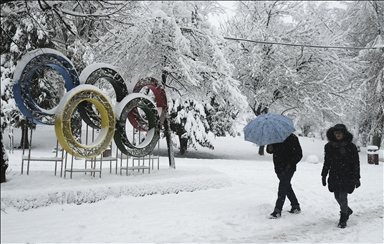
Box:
267;133;303;218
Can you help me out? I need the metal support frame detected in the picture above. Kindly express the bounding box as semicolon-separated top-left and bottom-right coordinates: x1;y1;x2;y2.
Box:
21;118;65;176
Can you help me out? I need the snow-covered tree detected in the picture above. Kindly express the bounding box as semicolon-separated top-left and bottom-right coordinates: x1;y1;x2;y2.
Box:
223;1;363;151
223;1;305;154
1;1;136;148
280;2;363;134
1;1;55;147
205;95;240;137
169;98;213;155
93;1;247;154
1;132;9;183
340;1;384;148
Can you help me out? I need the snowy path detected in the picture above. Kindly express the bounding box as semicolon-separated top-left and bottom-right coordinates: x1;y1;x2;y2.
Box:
2;158;383;243
1;126;383;243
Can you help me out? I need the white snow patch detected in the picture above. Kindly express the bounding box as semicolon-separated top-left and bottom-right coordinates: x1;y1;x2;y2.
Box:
1;173;231;211
306;155;320;164
1;125;383;243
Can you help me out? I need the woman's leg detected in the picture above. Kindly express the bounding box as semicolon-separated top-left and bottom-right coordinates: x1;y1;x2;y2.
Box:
334;190;348;214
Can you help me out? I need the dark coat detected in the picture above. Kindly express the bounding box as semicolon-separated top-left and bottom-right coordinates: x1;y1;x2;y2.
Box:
321;124;360;194
266;134;303;174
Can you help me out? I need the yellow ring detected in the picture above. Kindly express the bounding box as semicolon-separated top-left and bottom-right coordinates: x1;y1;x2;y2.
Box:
55;85;115;158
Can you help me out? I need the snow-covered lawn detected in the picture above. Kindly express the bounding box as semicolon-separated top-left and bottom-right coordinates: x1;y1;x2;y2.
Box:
1;125;383;243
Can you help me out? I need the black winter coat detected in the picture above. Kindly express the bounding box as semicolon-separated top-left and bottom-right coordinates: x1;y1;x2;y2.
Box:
321;125;360;194
266;134;303;174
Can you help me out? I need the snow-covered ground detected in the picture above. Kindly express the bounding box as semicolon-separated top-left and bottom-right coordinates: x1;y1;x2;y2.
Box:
1;125;383;243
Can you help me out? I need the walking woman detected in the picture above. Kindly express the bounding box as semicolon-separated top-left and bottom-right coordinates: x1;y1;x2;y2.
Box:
321;124;361;228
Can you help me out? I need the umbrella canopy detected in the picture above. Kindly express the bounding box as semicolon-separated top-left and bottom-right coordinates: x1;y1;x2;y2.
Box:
243;113;296;146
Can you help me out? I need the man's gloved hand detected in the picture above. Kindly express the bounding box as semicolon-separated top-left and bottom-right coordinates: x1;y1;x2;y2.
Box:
322;176;326;186
354;179;361;188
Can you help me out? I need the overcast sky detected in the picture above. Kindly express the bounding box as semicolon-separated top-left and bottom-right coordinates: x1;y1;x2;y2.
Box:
208;1;347;27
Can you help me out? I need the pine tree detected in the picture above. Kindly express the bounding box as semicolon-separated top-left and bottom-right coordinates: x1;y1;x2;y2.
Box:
169;98;213;154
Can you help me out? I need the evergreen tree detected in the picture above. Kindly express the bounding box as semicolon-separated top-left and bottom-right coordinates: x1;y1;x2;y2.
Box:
169;98;213;154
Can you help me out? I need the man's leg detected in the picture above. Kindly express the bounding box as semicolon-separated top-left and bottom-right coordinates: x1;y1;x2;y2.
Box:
286;170;300;209
274;169;297;213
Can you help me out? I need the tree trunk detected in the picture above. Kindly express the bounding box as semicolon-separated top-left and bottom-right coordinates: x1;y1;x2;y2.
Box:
179;136;188;155
372;134;382;149
1;133;9;183
372;112;384;149
161;72;175;168
258;145;265;156
302;125;310;137
163;117;175;168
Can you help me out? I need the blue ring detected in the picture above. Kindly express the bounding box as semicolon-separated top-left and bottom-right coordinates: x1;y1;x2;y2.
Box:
13;53;79;125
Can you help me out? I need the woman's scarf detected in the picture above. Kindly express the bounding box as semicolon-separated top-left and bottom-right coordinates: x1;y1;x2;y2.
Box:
330;141;348;154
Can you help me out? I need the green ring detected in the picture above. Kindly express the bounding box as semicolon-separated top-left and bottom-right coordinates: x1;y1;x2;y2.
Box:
114;94;160;157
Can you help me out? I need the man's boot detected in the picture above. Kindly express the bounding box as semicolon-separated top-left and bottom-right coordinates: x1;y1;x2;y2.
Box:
346;207;353;221
338;212;348;228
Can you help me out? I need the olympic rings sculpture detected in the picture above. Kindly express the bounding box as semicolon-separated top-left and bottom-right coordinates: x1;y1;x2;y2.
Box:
13;48;167;158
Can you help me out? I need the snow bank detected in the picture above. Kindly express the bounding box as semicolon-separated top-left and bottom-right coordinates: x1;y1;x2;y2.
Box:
1;173;231;211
